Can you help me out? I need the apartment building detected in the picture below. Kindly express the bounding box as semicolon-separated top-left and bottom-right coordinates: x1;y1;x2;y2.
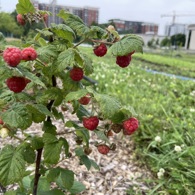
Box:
31;1;99;26
109;19;158;35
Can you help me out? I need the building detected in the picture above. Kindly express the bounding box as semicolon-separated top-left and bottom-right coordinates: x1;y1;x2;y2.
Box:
185;24;195;50
31;1;99;26
165;23;187;36
109;19;158;35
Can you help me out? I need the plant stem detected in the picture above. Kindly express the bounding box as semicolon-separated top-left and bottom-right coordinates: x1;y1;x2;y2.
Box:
33;148;43;195
73;38;87;48
33;75;57;194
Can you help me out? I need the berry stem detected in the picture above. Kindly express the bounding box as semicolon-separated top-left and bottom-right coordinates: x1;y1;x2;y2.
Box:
90;39;114;45
73;38;87;48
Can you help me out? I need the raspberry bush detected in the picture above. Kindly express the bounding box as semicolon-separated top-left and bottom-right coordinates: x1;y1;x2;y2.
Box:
0;0;144;194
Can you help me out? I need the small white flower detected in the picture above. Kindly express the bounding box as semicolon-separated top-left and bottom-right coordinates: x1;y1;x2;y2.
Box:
159;168;165;173
0;128;9;138
190;108;195;112
157;171;164;179
174;145;182;152
155;136;162;142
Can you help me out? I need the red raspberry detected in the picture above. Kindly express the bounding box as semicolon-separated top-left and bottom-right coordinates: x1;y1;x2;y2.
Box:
123;117;139;135
97;144;110;155
83;116;99;131
43;14;48;22
17;14;26;26
21;47;37;61
6;76;27;93
70;67;84;81
3;47;22;67
78;95;90;105
0;118;4;125
93;43;107;57
116;54;132;68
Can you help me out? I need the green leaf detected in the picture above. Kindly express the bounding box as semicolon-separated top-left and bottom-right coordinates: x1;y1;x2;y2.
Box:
36;29;53;37
89;26;108;39
43;133;63;164
26;104;46;123
16;0;35;14
47;167;61;183
69;181;86;194
110;111;126;123
36;45;58;62
17;67;46;88
80;155;91;170
38;189;64;195
91;91;122;119
31;136;44;150
76;129;90;147
56;48;76;72
51;23;75;42
65;89;88;102
60;169;74;190
36;87;63;106
59;137;69;156
1;103;32;130
42;121;57;135
58;10;90;37
94;130;110;143
38;37;47;46
90;159;100;170
0;145;26;186
109;34;144;56
75;147;85;157
36;177;50;192
76;105;91;120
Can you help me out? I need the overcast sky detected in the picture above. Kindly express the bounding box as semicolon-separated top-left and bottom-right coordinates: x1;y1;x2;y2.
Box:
1;0;195;35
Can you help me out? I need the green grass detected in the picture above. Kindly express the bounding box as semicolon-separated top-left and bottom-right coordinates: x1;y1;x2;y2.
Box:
80;46;195;194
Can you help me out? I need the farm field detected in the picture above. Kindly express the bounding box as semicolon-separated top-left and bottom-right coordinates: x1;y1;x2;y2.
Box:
80;46;195;194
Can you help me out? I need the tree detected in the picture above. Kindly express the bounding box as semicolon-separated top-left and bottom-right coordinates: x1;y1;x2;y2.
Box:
160;37;171;47
0;12;23;37
171;33;186;47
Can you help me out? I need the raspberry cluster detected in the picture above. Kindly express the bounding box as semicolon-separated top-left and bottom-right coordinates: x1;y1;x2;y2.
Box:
3;47;37;67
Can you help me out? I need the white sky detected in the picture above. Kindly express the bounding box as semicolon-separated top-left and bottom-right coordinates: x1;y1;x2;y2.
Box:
1;0;195;35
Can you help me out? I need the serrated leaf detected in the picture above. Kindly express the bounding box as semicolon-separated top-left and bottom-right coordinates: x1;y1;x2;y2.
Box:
36;177;50;192
38;189;64;195
88;89;122;119
80;155;91;170
31;136;44;150
16;0;35;14
43;133;63;164
47;167;61;183
42;121;57;135
94;130;110;143
76;105;91;120
79;52;93;75
109;34;144;56
69;181;86;194
60;169;74;190
0;145;26;186
75;147;85;157
59;137;69;156
51;23;75;42
56;48;76;72
76;129;90;147
36;45;58;62
110;111;126;123
17;67;46;88
36;87;63;106
65;89;88;102
1;103;32;130
89;26;108;39
58;10;90;37
26;104;46;123
38;37;47;46
36;29;53;37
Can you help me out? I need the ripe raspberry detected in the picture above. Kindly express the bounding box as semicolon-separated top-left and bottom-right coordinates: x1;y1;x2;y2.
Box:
83;116;99;131
78;95;90;105
111;123;123;134
43;14;48;22
123;117;139;135
6;76;27;93
97;144;110;155
17;14;25;25
3;47;22;67
93;43;107;57
0;118;4;125
70;67;84;81
116;54;132;68
21;47;37;61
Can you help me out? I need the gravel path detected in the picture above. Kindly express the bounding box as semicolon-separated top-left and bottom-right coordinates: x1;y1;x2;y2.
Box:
0;109;154;195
